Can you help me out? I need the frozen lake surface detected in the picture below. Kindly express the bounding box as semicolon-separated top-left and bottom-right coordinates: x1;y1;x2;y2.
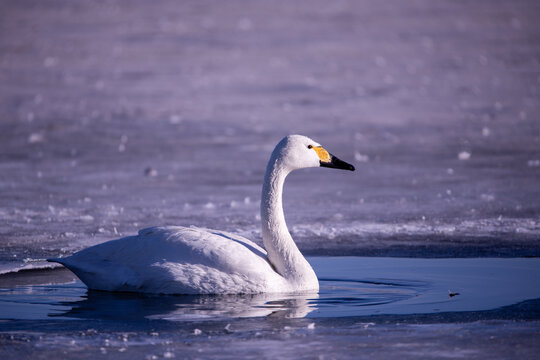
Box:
1;257;540;359
1;0;540;274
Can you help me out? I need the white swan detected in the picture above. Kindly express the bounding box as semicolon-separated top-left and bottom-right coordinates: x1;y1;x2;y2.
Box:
49;135;354;294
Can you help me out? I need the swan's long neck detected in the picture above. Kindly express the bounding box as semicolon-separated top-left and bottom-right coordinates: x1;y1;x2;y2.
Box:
261;157;317;287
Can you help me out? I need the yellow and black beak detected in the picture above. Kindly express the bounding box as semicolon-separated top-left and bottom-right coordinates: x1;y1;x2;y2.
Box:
313;146;355;171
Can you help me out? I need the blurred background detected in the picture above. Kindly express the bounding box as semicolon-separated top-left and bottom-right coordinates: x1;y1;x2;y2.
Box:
1;0;539;269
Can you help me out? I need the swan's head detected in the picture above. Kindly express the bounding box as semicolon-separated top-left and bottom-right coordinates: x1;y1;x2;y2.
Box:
274;135;355;172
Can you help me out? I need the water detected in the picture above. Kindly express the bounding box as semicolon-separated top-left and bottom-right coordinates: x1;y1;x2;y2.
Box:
1;257;540;358
2;257;540;321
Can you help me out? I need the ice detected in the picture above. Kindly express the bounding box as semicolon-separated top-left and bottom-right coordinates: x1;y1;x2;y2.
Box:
480;194;495;202
168;115;182;124
27;133;44;144
203;202;216;210
43;57;57;68
374;56;386;67
457;151;471;160
0;261;60;275
144;167;158;177
237;18;253;31
354;151;369;162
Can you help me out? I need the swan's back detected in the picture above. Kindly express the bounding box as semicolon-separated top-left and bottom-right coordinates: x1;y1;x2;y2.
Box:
50;226;284;294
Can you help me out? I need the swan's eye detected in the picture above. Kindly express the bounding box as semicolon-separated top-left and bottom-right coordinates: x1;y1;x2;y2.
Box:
307;145;313;149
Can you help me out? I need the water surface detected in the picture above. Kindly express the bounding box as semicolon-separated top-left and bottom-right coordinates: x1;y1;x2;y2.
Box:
1;256;540;359
2;257;539;321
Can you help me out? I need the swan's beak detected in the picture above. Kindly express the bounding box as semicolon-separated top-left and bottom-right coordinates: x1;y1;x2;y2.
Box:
314;146;355;171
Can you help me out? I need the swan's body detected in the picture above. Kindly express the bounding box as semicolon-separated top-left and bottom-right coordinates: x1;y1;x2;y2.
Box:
49;135;354;294
54;226;290;294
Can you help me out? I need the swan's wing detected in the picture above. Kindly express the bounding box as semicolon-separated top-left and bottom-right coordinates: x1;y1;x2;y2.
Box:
190;226;267;258
50;226;281;294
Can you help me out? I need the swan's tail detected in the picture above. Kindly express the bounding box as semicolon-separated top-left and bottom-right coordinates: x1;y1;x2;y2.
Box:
47;256;140;292
47;257;64;264
47;257;86;283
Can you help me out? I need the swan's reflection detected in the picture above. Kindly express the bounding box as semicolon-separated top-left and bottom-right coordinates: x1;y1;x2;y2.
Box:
51;290;319;320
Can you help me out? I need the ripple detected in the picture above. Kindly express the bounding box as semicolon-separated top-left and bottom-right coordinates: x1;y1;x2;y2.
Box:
1;257;540;321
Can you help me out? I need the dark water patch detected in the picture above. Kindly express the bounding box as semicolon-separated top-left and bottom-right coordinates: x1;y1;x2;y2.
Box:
1;257;539;322
302;237;540;258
